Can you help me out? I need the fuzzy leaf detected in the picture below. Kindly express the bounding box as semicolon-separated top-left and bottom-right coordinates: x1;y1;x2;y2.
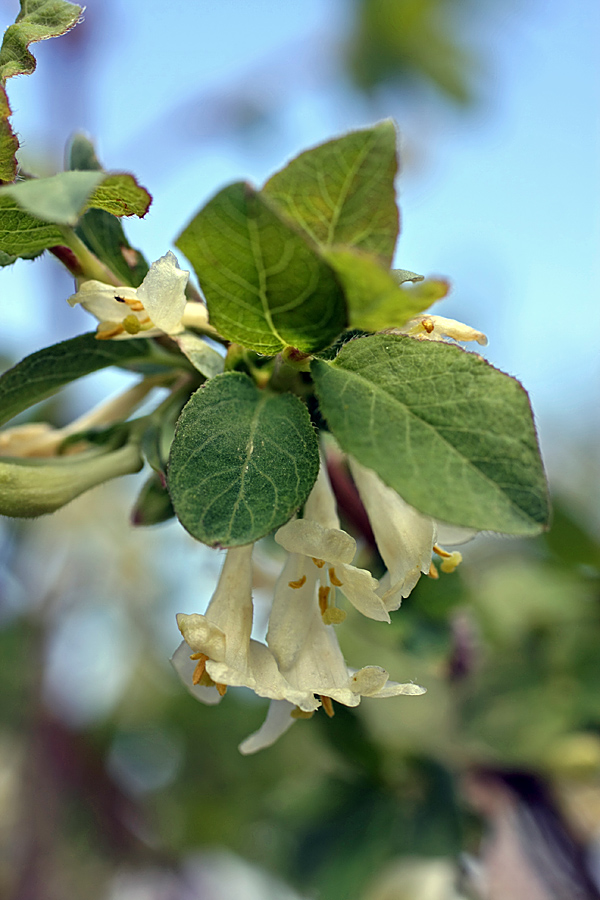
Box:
0;334;166;427
176;182;346;354
168;372;319;546
263;121;399;264
312;334;549;535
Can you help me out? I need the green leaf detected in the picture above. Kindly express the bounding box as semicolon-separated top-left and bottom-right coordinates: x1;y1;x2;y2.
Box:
262;121;399;264
69;134;150;286
325;247;449;331
312;334;549;535
0;85;18;182
0;170;151;227
0;334;166;427
0;0;82;81
0;0;82;180
0;194;63;256
176;182;346;355
168;372;319;546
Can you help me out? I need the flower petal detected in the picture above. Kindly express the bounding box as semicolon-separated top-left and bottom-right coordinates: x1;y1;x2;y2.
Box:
275;519;356;566
170;641;223;705
336;563;390;622
136;251;188;334
176;614;225;660
238;700;298;755
349;459;435;609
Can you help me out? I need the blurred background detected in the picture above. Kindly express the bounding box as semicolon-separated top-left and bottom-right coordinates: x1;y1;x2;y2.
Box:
0;0;599;898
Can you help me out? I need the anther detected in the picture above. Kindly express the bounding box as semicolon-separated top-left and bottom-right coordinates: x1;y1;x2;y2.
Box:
288;575;307;589
215;682;228;697
291;707;315;720
312;557;325;568
329;567;343;586
318;585;331;615
433;544;452;558
421;317;435;334
428;561;439;579
320;695;335;718
191;653;209;685
96;321;124;340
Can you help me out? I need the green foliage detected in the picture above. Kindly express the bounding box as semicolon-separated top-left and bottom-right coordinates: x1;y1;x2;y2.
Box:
326;247;449;331
0;0;82;180
131;471;175;526
167;372;319;546
176;181;347;354
69;134;150;287
346;0;475;103
312;334;550;534
263;121;399;264
0;170;151;227
0;334;169;427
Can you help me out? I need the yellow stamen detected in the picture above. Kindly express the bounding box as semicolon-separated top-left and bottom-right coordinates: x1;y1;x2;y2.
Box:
191;653;209;685
440;551;462;574
96;321;125;340
322;607;347;625
428;561;439;579
320;695;335;718
318;585;331;615
433;544;452;558
215;682;228;697
198;670;216;688
291;707;315;720
421;317;435;334
288;574;307;589
312;557;325;568
328;567;343;587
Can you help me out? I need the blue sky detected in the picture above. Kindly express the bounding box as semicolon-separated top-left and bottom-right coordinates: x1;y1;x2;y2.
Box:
1;0;598;468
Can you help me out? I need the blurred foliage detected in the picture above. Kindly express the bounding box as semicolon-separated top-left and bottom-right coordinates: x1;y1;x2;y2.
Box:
1;488;599;899
344;0;477;103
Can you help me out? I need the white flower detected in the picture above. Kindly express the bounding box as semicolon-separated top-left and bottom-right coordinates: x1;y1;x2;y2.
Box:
274;462;390;625
171;544;318;713
67;251;197;340
398;314;488;346
349;458;476;611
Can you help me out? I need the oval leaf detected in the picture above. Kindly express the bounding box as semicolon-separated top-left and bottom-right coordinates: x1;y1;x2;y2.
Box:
168;372;319;546
312;334;549;535
176;182;347;355
263;121;399;264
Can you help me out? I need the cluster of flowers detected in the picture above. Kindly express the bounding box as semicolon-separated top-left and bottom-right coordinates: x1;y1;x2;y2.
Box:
1;252;483;754
172;458;475;754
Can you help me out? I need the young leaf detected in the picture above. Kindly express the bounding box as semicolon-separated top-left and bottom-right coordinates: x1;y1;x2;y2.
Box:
0;0;82;81
0;170;151;227
312;334;549;535
0;334;168;427
262;121;399;264
325;247;449;331
0;0;82;181
176;182;346;354
168;372;319;546
131;471;175;526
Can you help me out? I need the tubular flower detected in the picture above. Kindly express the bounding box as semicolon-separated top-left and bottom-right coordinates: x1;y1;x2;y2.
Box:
171;544;318;713
397;314;488;346
348;458;476;611
67;250;207;340
274;462;390;625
